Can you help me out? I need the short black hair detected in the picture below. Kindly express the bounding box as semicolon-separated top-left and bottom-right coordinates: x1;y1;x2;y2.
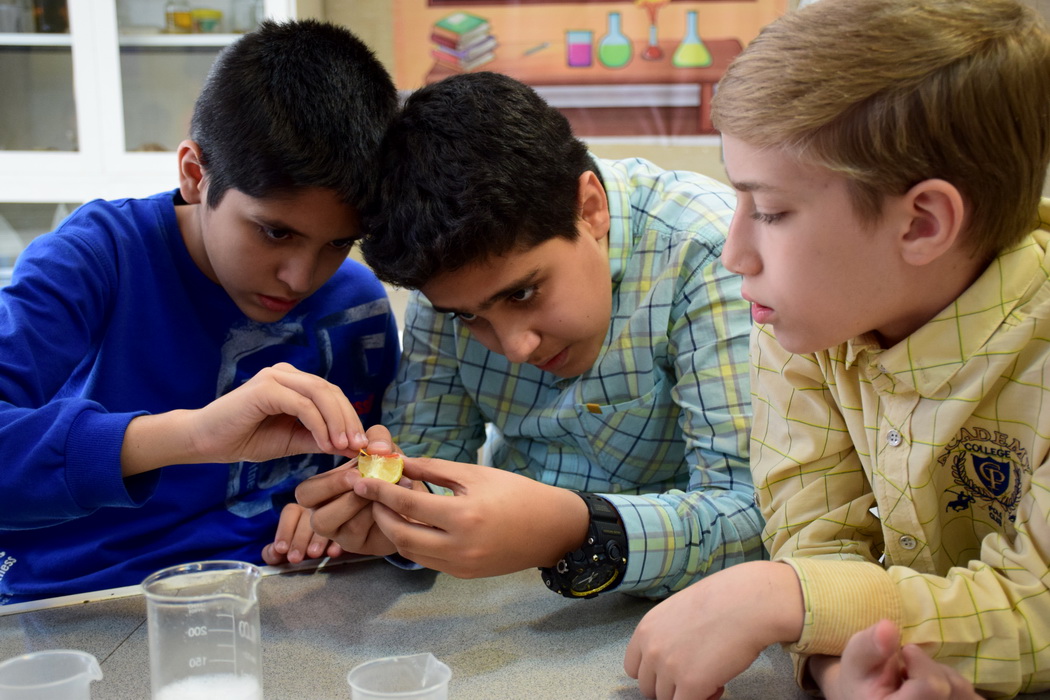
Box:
190;19;397;209
361;72;595;289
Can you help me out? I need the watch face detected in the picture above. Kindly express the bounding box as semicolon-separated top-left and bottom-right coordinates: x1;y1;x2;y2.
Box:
570;565;620;597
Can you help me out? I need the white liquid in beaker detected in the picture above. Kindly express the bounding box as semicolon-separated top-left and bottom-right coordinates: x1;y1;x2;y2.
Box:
155;673;261;700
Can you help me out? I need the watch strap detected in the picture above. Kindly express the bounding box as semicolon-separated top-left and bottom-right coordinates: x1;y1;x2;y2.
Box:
540;492;628;599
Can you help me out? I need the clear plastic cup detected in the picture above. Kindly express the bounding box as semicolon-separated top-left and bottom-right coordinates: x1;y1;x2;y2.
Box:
347;653;451;700
0;649;102;700
142;561;262;700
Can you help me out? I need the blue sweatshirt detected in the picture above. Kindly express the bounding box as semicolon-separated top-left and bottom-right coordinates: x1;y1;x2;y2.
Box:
0;191;398;603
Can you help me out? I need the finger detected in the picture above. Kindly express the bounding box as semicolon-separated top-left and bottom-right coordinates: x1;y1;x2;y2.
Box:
326;541;345;558
655;672;676;700
397;456;467;490
305;530;331;559
896;646;974;700
266;364;366;453
309;487;372;541
286;507;318;564
260;542;286;566
362;425;396;455
842;619;900;677
295;464;358;509
624;635;642;678
354;473;460;531
271;503;303;554
370;502;459;569
632;656;658;699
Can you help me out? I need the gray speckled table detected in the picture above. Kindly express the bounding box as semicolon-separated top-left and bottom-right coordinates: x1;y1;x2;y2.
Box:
3;559;1045;700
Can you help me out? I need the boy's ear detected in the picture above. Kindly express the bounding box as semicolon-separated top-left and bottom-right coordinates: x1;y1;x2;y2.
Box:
577;171;611;241
177;139;206;205
898;179;966;266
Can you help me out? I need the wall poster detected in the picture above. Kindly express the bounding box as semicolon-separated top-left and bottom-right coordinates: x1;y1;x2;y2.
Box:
393;0;790;139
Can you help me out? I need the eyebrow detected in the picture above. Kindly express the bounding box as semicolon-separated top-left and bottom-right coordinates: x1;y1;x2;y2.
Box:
256;216;357;243
430;269;541;315
729;180;778;193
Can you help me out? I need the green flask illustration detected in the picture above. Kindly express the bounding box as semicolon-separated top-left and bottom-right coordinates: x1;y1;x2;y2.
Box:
598;12;632;69
673;10;712;68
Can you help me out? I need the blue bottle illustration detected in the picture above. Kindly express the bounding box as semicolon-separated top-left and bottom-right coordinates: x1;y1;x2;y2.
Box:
598;11;632;68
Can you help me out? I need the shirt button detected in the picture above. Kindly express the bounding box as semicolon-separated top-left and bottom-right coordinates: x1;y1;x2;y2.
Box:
886;430;902;447
899;535;917;550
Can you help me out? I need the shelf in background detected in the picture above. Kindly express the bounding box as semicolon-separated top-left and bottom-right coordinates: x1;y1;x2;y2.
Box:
118;32;244;48
0;32;71;47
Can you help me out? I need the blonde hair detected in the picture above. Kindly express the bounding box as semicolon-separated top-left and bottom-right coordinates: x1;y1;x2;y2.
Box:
711;0;1050;259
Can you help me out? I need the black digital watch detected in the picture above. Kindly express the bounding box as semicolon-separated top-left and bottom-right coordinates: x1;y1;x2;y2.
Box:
540;492;628;599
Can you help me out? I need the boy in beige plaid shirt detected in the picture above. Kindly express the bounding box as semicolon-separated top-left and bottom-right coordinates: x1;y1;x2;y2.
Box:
625;0;1050;697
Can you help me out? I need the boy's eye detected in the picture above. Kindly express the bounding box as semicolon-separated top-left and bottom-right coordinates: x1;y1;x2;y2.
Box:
750;210;785;225
509;287;536;303
330;238;355;251
263;227;290;240
452;311;477;322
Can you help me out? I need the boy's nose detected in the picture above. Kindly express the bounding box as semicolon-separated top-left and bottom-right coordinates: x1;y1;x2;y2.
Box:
278;255;317;294
496;325;541;364
721;214;759;277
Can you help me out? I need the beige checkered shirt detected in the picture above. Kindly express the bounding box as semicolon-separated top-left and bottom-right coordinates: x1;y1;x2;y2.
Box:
750;202;1050;697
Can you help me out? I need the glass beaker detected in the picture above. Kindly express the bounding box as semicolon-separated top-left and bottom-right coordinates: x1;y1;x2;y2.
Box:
143;561;263;700
565;29;593;68
0;649;102;700
672;10;712;68
598;11;632;69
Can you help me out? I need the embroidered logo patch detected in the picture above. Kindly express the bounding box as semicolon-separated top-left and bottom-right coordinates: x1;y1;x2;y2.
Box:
937;427;1030;525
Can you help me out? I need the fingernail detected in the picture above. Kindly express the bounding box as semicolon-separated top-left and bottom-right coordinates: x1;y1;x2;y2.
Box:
369;440;391;451
337;432;349;448
275;540;288;553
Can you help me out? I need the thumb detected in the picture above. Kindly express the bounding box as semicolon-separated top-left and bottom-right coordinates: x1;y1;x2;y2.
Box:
843;620;901;675
399;456;468;492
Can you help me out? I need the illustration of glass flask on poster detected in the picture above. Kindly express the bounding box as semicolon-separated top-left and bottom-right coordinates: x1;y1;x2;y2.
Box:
598;11;632;68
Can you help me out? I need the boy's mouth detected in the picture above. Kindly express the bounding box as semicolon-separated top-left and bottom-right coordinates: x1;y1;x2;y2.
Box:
535;347;569;373
751;302;774;324
258;294;300;314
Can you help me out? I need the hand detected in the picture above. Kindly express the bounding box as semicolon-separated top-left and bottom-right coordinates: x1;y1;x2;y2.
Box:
351;456;589;578
189;363;368;463
295;432;413;558
624;561;805;700
261;503;344;565
814;620;980;700
122;363;370;476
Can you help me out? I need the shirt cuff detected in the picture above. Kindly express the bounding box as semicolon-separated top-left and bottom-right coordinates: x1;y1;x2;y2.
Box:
784;557;902;656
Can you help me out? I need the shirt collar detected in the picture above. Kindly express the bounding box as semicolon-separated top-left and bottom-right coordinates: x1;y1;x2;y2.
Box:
845;221;1050;395
594;157;633;286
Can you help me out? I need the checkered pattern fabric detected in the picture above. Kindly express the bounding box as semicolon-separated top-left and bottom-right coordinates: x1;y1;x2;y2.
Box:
383;157;764;597
750;201;1050;696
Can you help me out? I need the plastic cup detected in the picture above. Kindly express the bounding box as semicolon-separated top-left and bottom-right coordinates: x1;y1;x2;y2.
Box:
0;650;102;700
347;653;451;700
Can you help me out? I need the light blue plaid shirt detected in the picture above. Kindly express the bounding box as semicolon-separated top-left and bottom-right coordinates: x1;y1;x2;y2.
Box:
384;157;764;597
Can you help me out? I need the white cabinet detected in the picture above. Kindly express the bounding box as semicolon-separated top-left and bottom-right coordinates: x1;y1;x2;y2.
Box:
0;0;302;207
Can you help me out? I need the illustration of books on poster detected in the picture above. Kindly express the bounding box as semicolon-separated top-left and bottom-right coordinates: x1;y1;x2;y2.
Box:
430;12;498;72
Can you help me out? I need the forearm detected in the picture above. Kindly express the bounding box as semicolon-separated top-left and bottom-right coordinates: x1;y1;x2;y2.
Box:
120;410;200;476
605;478;766;596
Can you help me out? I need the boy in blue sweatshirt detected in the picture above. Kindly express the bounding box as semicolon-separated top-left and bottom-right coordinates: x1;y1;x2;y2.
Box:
0;19;400;603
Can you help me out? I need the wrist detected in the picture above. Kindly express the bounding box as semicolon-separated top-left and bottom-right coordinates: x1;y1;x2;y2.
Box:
540;492;628;598
708;561;805;645
121;410;197;476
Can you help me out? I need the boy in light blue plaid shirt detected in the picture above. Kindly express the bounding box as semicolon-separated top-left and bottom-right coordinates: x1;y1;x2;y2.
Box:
296;72;763;599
